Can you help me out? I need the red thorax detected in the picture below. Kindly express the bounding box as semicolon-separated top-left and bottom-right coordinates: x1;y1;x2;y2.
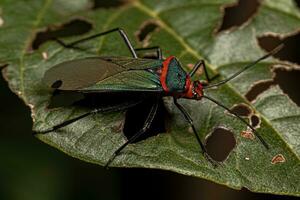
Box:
182;76;204;100
160;56;174;92
160;56;203;100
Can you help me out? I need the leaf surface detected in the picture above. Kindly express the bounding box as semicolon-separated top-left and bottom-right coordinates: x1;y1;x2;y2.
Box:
1;0;300;196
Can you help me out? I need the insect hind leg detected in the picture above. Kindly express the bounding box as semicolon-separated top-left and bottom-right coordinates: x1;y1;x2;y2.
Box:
35;101;141;135
105;99;159;168
173;97;218;167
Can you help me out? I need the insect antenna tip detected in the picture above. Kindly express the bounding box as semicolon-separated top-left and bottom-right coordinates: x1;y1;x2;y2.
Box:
268;43;284;56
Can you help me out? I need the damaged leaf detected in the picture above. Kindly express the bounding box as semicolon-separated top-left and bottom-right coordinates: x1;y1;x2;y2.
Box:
0;0;300;196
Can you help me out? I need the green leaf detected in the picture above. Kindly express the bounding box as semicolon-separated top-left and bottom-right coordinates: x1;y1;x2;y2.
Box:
1;0;300;196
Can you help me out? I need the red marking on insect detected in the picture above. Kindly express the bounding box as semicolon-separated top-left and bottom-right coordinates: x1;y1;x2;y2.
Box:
271;154;286;164
182;77;203;99
241;130;255;140
183;76;193;98
160;56;174;92
194;81;203;99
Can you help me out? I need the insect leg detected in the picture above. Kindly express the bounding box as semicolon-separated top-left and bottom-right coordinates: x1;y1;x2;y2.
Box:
204;44;283;89
189;60;212;82
105;99;159;168
35;101;142;135
134;46;162;59
203;95;269;149
173;97;218;166
54;28;138;58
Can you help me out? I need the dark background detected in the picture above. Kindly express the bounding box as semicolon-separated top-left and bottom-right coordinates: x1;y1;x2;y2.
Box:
1;0;300;199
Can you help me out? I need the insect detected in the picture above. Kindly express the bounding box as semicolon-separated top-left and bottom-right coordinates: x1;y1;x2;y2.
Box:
38;28;282;167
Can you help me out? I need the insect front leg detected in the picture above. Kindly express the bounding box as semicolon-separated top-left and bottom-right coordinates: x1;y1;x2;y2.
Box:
189;60;211;83
173;97;218;167
105;99;159;168
188;60;219;85
53;28;138;58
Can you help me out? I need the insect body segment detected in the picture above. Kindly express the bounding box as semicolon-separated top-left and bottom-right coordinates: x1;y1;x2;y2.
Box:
182;79;203;100
160;56;186;93
160;56;204;100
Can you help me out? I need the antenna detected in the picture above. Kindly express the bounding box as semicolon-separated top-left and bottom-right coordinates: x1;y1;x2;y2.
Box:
204;44;284;89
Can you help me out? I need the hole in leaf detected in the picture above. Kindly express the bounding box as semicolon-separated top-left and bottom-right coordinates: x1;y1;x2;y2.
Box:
271;154;286;164
258;33;300;65
31;19;92;50
92;0;130;9
136;20;159;44
273;67;300;106
295;0;300;8
245;80;274;102
240;130;255;140
205;127;236;162
123;98;166;143
218;0;260;32
250;114;260;128
229;103;252;117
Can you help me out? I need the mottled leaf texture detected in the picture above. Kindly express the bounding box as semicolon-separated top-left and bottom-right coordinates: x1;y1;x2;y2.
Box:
0;0;300;196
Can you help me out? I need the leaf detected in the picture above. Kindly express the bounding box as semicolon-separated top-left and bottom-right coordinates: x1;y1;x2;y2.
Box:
1;0;300;196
